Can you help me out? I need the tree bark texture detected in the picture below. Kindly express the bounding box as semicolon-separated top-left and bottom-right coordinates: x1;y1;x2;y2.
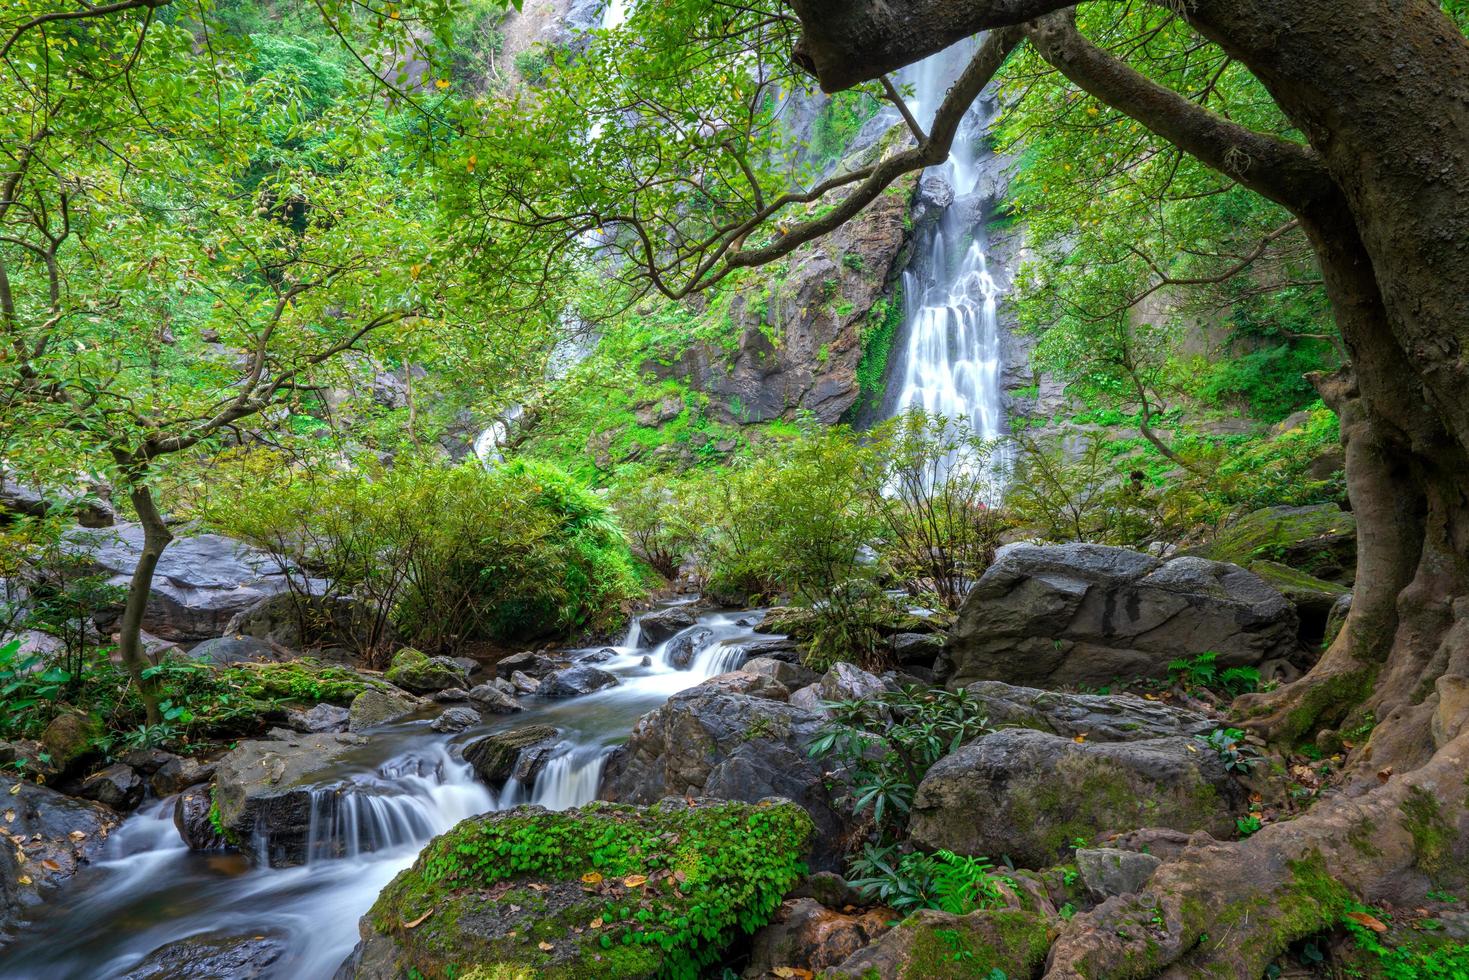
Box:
118;480;170;726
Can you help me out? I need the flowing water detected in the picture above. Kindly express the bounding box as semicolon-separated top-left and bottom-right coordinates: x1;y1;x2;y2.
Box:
888;40;1009;462
0;603;773;978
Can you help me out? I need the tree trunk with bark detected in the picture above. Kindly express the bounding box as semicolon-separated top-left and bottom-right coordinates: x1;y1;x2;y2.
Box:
117;478;169;727
783;0;1469;973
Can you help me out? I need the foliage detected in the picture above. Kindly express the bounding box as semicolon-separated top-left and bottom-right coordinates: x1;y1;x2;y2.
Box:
373;800;813;979
810;685;993;839
1196;728;1261;774
208;456;641;657
852;287;905;416
848;844;1014;916
863;410;1006;610
810;89;882;166
610;469;703;579
1167;652;1261;699
1338;903;1469;980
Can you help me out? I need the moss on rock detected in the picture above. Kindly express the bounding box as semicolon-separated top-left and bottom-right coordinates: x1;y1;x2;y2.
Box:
824;908;1054;979
356;798;813;979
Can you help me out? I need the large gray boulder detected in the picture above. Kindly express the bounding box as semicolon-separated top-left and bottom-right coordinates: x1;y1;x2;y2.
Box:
68;524;298;641
599;683;846;869
223;592;384;654
943;543;1299;689
909;728;1243;869
664;626;714;668
537;665;620;698
209;731;368;866
962;680;1217;742
635;605;701;646
0;777;120;941
347;689;419;731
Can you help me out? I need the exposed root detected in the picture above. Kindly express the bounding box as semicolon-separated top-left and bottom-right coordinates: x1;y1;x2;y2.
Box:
1041;728;1469;978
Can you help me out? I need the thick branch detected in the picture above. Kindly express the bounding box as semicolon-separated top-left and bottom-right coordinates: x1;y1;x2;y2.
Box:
788;0;1072;91
1024;12;1334;215
0;0;171;60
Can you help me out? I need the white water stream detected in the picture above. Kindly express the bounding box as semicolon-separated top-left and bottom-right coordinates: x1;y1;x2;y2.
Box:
888;41;1008;457
0;603;773;978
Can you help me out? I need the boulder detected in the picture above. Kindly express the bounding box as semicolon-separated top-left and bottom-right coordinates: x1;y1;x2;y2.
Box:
0;738;54;779
188;635;284;666
693;670;790;700
40;708;100;773
909;728;1242;868
68;524;296;641
465;683;523;714
284;703;350;734
432;687;468;703
383;648;468;694
223;592;384;654
890;632;945;667
962;680;1216;742
575;647;617;664
944;543;1300;689
635;605;701;646
1185;503;1357;583
742;657;821;690
347;689;418;731
173;783;228;850
78;763;145;810
743;897;896;976
461;725;560;786
209;731;368;865
0;776;119;940
824;908;1054;980
508;669;540;694
119;931;287;980
665;626;714;668
337;799;813;980
537;665;620;698
600;690;847;869
1075;847;1163;900
492;651;565;680
815;662;889;702
429;706;481;733
1247;559;1353;633
148;754;216;797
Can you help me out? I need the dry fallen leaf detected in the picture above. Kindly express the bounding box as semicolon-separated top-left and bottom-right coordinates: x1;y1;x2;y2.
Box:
7;784;19;796
402;909;434;929
622;874;648;888
68;830;86;841
538;941;555;951
590;917;604;929
3;810;13;824
1346;911;1388;933
580;872;603;885
41;859;60;872
16;875;30;886
1377;766;1394;783
1073;734;1087;744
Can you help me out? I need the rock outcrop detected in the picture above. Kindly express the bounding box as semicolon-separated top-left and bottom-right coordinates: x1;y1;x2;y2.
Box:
943;543;1300;689
461;725;561;786
382;648;469;694
823;908;1054;980
909;728;1243;869
961;680;1217;742
599;682;846;869
0;777;119;940
1185;503;1357;583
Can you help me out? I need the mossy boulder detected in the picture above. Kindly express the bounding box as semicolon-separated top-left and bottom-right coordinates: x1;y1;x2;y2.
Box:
822;907;1054;979
909;729;1242;869
1246;559;1351;619
384;648;469;694
1186;504;1357;584
339;798;814;979
462;725;561;786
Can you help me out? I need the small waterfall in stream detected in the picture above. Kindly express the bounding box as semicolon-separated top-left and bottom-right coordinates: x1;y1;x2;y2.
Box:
886;39;1010;475
3;602;773;979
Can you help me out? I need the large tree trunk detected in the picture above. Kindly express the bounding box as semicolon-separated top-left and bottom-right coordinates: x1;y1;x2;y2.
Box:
117;479;170;727
783;2;1469;974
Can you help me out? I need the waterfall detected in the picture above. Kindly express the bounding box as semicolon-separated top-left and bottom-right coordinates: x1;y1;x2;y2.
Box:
887;39;1009;469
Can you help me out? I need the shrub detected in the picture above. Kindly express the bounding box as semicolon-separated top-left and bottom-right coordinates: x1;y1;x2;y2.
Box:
609;469;700;580
848;844;1015;915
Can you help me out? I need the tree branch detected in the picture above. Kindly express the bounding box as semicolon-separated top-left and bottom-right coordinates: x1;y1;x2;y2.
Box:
0;0;171;60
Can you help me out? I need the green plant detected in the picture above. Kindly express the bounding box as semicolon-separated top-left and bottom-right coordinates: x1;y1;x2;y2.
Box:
1235;815;1263;837
1167;652;1260;697
848;844;1014;915
1337;902;1469;979
1197;728;1261;773
810;685;992;837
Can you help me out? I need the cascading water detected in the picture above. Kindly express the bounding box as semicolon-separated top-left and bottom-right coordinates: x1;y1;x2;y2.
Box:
1;602;775;979
887;40;1009;466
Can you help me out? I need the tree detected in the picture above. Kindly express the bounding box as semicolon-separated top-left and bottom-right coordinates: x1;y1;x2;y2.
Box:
462;0;1469;973
777;1;1469;975
0;2;492;721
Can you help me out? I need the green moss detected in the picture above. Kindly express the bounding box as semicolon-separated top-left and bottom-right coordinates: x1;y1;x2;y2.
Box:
1275;666;1377;744
1401;785;1458;880
368;800;813;979
896;910;1053;980
224;658;372;705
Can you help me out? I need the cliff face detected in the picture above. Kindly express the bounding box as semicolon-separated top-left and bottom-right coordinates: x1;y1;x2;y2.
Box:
650;169;918;427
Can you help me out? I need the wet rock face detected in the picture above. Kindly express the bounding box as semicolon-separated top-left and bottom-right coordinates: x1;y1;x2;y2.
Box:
599;688;847;870
78;763;145;811
67;524;294;641
492;650;566;680
908;728;1243;869
347;689;418;732
119;930;288;979
209;731;369;866
174;783;228;851
537;665;620;698
0;776;119;941
462;725;561;786
943;542;1300;689
962;680;1217;742
634;605;701;647
743;897;897;976
382;648;469;694
664;626;714;668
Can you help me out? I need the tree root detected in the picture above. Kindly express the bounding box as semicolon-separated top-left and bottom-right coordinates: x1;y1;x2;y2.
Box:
1041;728;1469;978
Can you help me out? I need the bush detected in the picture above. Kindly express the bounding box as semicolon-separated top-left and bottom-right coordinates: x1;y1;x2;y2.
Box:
208;456;641;660
609;469;701;580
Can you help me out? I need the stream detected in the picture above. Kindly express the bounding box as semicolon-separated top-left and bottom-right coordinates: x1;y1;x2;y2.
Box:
0;603;769;979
